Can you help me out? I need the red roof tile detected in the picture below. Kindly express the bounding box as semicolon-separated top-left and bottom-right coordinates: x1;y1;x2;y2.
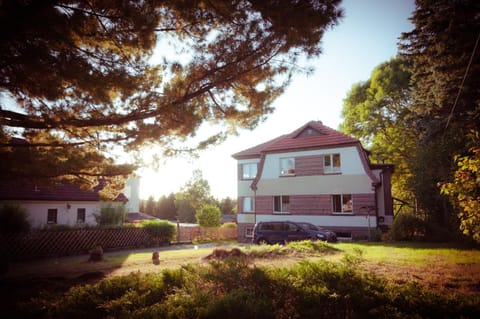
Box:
0;181;127;202
232;121;359;159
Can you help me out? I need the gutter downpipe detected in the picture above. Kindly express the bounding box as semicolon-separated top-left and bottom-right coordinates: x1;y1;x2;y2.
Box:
254;189;257;225
250;153;266;228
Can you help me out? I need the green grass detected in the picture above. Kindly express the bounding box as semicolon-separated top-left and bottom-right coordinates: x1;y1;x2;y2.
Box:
6;241;480;295
17;242;480;319
4;241;480;318
334;242;480;265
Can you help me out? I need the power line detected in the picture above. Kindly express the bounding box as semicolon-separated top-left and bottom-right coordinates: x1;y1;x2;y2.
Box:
444;30;480;132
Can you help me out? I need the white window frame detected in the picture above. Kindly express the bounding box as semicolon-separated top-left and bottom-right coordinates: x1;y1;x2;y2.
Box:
324;153;341;174
273;195;290;213
243;197;255;213
242;163;258;180
245;226;254;238
280;158;295;176
332;194;353;214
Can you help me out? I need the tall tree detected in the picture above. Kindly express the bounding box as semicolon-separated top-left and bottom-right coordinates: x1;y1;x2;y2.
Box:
0;0;343;196
399;0;480;232
145;195;157;217
157;193;177;220
341;58;416;210
174;193;196;223
217;197;237;215
175;170;213;222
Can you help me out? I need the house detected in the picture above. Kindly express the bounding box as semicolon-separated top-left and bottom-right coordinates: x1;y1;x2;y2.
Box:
232;121;394;242
0;181;128;228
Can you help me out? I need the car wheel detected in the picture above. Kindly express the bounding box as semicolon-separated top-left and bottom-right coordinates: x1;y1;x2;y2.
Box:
257;238;269;245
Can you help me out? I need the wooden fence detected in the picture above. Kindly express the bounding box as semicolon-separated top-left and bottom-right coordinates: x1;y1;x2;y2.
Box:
1;225;237;260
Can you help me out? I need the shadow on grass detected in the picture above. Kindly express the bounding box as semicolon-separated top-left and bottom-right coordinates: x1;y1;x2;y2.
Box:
0;242;210;318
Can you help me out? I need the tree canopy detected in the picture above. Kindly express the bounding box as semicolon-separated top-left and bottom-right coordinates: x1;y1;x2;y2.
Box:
0;0;343;197
195;204;221;227
341;0;480;241
175;169;214;222
341;58;416;209
441;147;480;242
400;0;480;137
399;0;480;233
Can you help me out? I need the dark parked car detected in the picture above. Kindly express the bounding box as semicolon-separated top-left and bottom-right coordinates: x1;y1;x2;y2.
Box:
252;221;337;245
297;222;337;243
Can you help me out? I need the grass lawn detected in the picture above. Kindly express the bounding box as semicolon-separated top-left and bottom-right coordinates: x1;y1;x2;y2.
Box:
2;241;479;318
4;241;479;296
331;242;480;295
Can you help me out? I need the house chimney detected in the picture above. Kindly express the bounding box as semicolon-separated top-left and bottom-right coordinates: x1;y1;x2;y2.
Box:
124;177;140;213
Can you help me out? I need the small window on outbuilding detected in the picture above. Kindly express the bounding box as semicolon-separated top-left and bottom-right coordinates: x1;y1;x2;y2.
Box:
47;209;58;224
77;208;86;223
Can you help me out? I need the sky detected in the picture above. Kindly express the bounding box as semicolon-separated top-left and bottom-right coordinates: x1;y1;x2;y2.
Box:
138;0;416;200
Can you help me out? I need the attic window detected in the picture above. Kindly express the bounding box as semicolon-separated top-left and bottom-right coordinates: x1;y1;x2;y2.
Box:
297;127;323;138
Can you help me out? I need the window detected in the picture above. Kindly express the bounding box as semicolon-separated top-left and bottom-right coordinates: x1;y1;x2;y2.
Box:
242;163;257;179
47;209;58;224
274;195;290;213
280;158;295;175
243;197;255;212
324;153;341;173
285;222;300;231
332;194;352;213
245;227;254;238
77;208;86;223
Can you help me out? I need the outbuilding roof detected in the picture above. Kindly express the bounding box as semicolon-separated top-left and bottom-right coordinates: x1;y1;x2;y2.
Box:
232;121;359;159
0;181;128;202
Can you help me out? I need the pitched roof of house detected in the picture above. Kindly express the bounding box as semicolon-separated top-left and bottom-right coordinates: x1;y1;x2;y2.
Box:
232;121;359;159
0;181;128;202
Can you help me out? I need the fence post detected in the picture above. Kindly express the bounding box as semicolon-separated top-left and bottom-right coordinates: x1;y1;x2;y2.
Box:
176;220;180;243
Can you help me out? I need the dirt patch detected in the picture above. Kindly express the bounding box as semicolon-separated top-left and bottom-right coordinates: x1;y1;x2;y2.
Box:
360;260;480;296
204;248;247;260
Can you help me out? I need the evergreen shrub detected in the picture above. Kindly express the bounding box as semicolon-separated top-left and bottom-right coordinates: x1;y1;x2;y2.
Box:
389;212;425;241
141;220;176;245
0;204;30;235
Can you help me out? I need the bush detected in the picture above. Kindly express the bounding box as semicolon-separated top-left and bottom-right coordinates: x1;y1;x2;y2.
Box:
284;240;332;254
141;220;176;245
195;204;221;227
93;203;125;226
43;224;73;230
0;204;30;235
369;228;383;242
389;212;425;241
24;257;480;318
220;222;237;229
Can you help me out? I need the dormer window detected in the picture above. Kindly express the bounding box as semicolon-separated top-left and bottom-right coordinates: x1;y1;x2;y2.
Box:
280;158;295;175
324;153;341;173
